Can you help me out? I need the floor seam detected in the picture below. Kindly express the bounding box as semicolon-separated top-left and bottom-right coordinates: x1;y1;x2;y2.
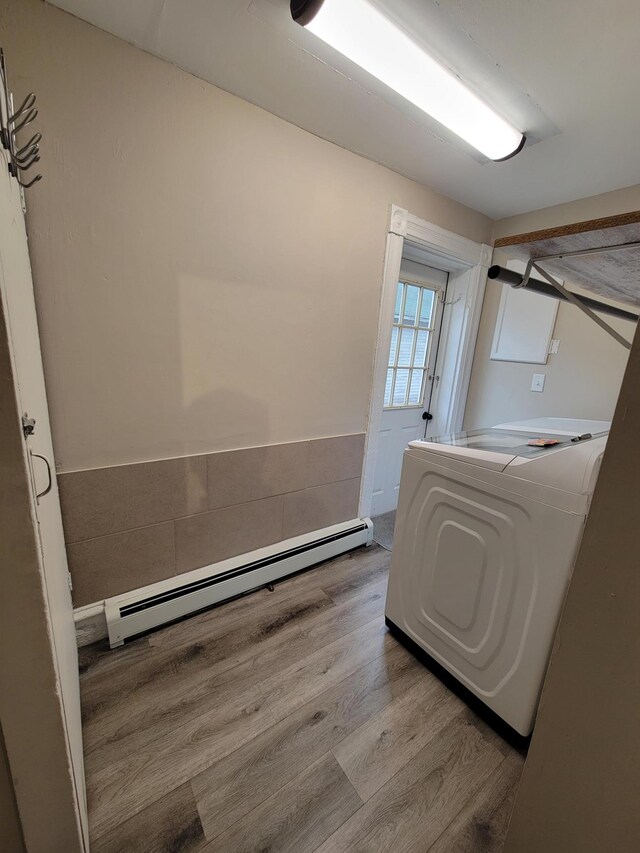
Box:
187;634;401;839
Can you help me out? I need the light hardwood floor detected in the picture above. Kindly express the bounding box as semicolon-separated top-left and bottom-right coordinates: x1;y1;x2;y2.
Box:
79;544;525;852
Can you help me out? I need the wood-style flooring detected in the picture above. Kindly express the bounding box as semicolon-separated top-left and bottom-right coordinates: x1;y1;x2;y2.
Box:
79;544;525;852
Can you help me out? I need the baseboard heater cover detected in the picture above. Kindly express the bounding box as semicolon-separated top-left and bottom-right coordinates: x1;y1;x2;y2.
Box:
105;517;373;648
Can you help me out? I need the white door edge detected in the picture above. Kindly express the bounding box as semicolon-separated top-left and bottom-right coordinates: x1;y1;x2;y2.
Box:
0;108;87;849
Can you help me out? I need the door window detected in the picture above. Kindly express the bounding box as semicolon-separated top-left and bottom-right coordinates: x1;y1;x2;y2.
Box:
384;281;437;408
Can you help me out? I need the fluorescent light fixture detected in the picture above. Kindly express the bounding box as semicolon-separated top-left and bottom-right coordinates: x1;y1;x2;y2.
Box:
290;0;525;161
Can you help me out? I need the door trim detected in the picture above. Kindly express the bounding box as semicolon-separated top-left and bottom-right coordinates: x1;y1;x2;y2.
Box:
359;206;491;519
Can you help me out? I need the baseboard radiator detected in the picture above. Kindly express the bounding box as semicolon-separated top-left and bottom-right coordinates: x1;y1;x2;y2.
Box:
104;517;373;648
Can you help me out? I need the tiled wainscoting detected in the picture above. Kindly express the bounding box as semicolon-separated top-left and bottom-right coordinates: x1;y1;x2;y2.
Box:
58;434;365;606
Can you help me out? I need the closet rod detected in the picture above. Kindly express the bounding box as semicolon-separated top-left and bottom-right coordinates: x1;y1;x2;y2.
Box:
487;265;638;323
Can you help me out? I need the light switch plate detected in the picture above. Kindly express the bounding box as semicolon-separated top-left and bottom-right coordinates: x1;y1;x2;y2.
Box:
549;339;560;354
531;373;546;392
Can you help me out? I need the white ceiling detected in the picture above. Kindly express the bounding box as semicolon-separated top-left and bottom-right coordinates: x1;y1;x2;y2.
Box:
49;0;640;219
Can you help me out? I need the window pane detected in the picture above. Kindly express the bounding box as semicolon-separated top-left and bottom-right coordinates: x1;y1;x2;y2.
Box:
414;330;429;367
408;370;424;405
393;283;403;323
393;369;409;405
419;290;435;328
403;285;420;325
384;369;394;406
398;328;415;367
386;283;438;408
388;327;398;366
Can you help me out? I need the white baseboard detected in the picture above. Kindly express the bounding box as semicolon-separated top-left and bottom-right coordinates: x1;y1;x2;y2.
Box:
75;519;373;648
74;603;107;647
106;518;372;648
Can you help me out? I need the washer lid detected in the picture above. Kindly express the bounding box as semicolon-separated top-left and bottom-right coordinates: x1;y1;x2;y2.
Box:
493;417;611;436
409;426;605;472
409;429;530;471
408;441;515;471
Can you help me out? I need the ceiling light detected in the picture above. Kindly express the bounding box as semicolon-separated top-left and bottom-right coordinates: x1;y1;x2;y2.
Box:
290;0;526;161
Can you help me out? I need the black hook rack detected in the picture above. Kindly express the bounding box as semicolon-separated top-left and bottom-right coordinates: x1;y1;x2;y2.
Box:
0;48;42;189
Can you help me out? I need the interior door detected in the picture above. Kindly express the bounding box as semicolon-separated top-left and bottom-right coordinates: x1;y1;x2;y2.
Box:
0;127;88;843
371;261;447;517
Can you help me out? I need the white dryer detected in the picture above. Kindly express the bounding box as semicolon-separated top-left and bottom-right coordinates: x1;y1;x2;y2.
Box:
385;417;610;735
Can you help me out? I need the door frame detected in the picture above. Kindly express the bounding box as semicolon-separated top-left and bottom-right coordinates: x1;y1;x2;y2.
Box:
359;205;491;518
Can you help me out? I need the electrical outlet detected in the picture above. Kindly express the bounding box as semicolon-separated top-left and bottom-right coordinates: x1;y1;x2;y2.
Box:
549;339;560;355
531;373;546;392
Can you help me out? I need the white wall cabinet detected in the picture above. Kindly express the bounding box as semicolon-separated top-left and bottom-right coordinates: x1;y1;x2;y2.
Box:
491;261;559;364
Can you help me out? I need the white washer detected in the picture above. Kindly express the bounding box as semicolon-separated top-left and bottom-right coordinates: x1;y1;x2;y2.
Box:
385;417;610;735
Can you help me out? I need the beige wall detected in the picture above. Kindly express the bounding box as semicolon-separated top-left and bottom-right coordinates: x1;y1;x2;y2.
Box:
464;250;633;429
1;0;492;475
1;0;492;604
0;729;24;853
504;324;640;852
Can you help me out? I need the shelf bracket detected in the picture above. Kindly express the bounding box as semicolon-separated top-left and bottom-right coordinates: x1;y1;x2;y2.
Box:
531;262;632;350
